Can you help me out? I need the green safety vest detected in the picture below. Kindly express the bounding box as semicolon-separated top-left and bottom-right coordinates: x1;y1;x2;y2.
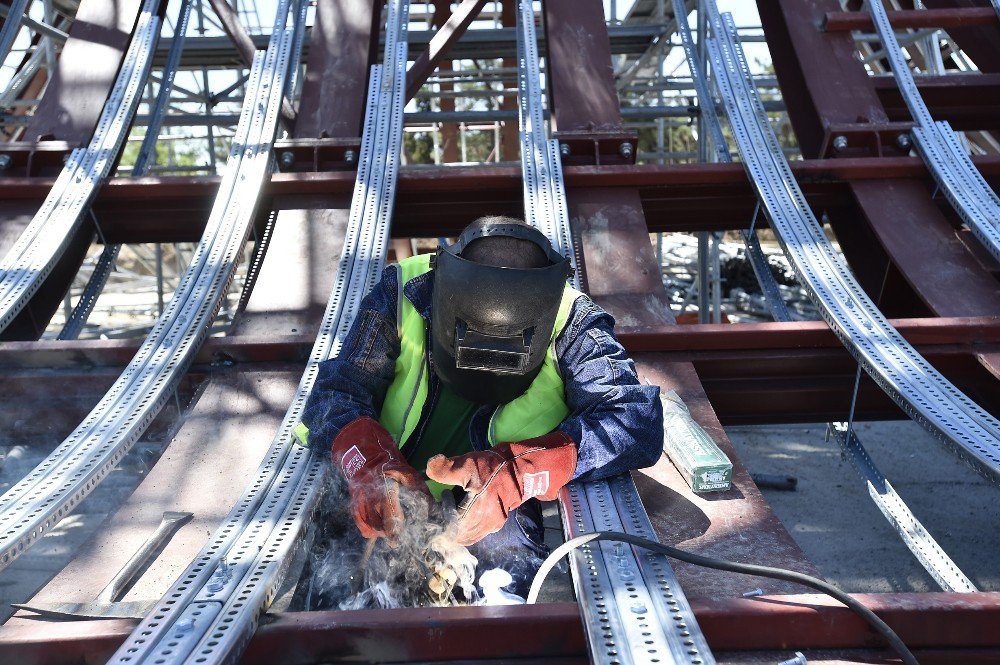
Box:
380;253;582;451
294;253;582;498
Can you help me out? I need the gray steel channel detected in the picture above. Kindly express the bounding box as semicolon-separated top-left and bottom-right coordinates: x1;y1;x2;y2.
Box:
827;423;977;592
0;0;161;334
669;0;789;323
107;2;411;663
516;2;715;663
0;0;165;532
864;0;1000;264
59;0;194;341
705;6;1000;483
677;0;971;590
0;0;297;571
0;0;30;75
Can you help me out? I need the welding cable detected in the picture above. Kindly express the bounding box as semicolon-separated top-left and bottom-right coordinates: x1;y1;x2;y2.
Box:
527;531;919;665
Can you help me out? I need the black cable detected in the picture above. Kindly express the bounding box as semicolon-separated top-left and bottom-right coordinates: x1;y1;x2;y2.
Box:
528;531;919;665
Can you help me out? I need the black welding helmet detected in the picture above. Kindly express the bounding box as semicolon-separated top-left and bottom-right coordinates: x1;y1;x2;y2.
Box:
430;220;573;405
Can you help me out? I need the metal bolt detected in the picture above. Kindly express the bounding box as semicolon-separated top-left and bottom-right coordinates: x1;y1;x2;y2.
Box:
618;142;634;160
344;149;356;164
777;652;807;665
742;587;764;598
278;151;295;171
0;155;11;171
832;135;848;152
176;617;195;635
896;133;912;150
559;142;570;157
208;579;224;592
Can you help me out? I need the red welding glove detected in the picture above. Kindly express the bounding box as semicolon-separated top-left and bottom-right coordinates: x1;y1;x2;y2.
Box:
330;417;432;546
425;431;578;546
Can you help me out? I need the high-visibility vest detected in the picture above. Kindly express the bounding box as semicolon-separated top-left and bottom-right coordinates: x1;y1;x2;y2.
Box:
294;253;582;498
379;254;582;453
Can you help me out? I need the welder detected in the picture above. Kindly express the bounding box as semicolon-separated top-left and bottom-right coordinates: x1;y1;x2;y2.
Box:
296;216;662;598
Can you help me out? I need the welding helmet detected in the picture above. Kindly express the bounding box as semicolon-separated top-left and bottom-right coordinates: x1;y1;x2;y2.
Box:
430;220;573;405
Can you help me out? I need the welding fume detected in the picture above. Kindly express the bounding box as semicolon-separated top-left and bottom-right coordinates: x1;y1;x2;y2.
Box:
294;216;663;608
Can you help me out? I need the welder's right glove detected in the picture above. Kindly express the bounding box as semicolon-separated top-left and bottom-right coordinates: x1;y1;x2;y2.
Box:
330;416;432;546
425;431;578;546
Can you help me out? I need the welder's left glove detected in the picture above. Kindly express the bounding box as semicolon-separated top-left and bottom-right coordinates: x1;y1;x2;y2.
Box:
425;431;577;546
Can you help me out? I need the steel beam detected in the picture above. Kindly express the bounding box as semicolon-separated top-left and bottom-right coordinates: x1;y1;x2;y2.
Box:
0;316;994;369
404;0;487;101
3;156;1000;240
823;7;999;31
2;593;999;664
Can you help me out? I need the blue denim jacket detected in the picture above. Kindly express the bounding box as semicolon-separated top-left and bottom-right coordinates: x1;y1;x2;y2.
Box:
301;266;662;482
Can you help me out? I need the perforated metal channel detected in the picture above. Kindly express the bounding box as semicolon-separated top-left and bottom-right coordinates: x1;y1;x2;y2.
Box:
0;1;299;569
0;0;160;333
678;0;972;590
516;2;714;663
827;423;976;592
60;0;196;341
863;0;1000;263
109;1;411;662
705;5;1000;483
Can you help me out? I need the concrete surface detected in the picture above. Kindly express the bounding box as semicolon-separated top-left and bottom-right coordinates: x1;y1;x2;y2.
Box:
727;420;1000;594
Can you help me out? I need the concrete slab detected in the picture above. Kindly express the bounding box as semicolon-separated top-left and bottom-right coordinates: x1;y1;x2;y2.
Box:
728;420;1000;593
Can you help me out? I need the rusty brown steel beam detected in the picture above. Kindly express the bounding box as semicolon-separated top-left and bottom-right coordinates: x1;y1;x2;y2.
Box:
823;7;999;31
0;156;996;241
923;0;1000;73
874;73;1000;130
0;316;995;368
2;156;999;201
295;0;382;139
1;328;996;425
2;593;999;664
404;0;488;102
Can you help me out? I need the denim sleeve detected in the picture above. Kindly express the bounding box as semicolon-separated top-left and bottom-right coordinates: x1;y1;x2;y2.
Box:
555;297;663;482
299;266;400;449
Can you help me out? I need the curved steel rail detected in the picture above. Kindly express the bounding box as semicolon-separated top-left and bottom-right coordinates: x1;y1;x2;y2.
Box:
59;0;193;341
673;0;973;593
864;0;1000;264
705;4;1000;485
108;1;409;662
0;0;299;570
0;0;161;334
513;2;716;663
